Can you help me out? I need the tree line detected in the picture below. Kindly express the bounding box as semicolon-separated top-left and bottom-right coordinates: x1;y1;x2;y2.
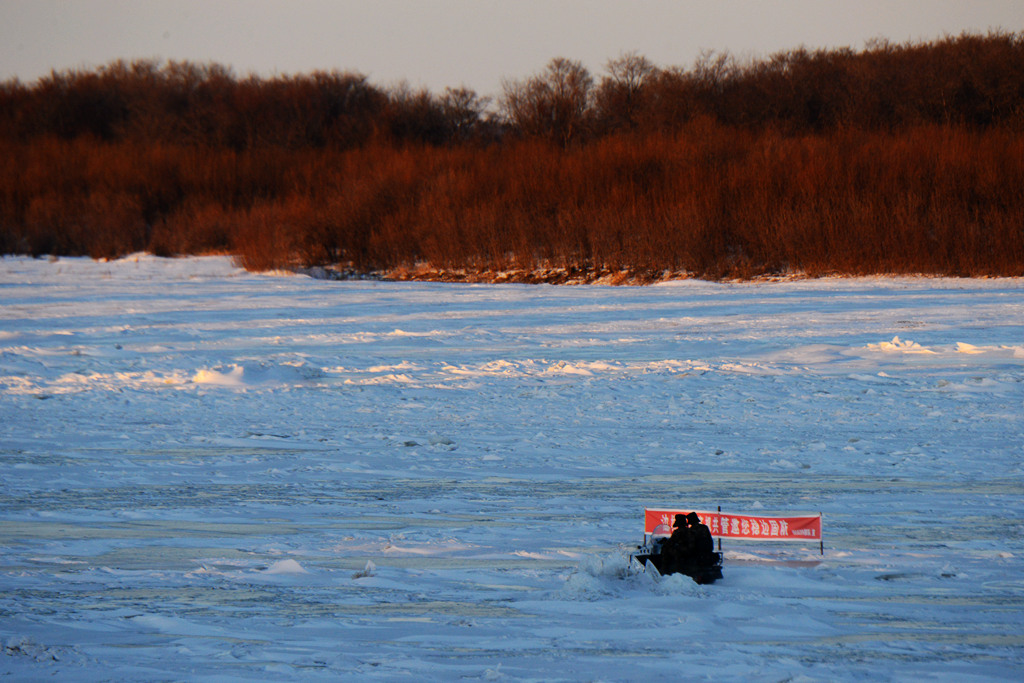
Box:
1;32;1022;279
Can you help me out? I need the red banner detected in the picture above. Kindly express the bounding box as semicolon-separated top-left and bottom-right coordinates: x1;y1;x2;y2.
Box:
645;508;821;542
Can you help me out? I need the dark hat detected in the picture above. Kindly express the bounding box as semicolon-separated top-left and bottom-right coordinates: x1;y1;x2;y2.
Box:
674;514;688;527
686;512;700;524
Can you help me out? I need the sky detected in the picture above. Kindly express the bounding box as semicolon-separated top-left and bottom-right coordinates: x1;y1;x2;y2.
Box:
2;1;1021;97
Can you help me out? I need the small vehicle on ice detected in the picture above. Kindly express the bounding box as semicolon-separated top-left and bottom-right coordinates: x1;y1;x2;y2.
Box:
631;511;723;584
631;535;724;584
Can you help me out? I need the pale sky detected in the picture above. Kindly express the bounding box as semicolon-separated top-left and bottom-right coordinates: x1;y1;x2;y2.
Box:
2;1;1021;96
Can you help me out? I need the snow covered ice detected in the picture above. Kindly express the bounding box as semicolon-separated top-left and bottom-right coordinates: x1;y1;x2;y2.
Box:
1;254;1023;681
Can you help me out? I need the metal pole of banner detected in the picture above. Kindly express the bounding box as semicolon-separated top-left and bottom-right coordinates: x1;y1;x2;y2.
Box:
819;512;824;555
717;505;722;553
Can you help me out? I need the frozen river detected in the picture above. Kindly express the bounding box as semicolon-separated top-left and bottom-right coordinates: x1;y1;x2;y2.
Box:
2;255;1023;680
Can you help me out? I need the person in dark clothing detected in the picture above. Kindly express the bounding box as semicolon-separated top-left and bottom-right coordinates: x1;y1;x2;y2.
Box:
670;514;692;548
659;513;693;573
687;511;715;564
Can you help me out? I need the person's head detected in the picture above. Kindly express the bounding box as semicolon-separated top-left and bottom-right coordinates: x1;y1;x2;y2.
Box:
686;512;700;525
674;514;688;528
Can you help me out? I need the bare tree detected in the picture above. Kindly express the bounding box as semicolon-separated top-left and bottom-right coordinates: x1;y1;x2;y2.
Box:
440;86;490;141
500;57;594;146
595;52;656;131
